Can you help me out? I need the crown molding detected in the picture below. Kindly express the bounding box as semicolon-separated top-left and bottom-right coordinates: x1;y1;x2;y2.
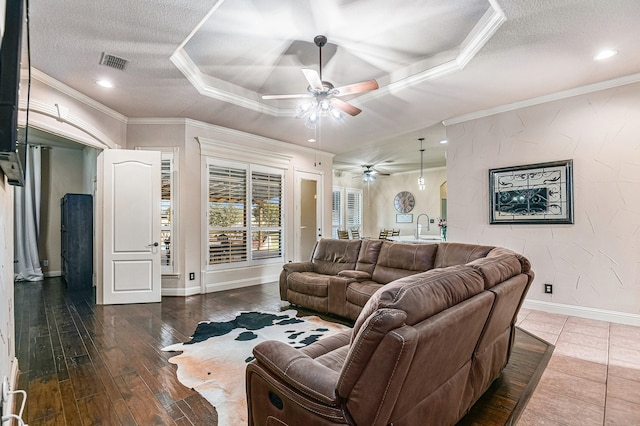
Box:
30;68;128;124
170;1;505;113
443;72;640;126
170;49;284;116
20;99;118;149
189;118;334;158
128;117;334;158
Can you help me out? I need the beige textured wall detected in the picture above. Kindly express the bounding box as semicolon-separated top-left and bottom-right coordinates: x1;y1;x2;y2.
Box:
447;82;640;315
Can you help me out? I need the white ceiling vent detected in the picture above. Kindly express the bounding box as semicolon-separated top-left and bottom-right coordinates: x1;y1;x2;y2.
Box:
99;52;128;70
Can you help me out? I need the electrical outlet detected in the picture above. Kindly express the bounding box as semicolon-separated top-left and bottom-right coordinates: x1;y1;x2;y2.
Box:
43;259;49;267
189;272;195;280
544;284;553;294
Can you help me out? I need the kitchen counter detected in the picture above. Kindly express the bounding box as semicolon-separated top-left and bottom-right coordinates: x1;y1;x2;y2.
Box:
387;235;442;244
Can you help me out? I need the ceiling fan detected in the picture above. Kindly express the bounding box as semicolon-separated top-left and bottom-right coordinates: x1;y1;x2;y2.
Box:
262;35;379;127
361;164;390;183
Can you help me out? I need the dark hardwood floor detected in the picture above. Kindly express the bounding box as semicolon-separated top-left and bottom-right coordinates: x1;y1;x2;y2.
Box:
14;278;552;425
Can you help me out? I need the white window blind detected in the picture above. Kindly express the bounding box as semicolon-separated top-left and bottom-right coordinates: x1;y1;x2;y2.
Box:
207;160;284;268
160;153;174;272
208;164;248;265
251;171;282;260
332;188;343;238
346;188;363;233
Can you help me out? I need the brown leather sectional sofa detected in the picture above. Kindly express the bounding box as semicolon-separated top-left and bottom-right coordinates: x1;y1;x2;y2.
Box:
279;238;508;321
247;238;534;425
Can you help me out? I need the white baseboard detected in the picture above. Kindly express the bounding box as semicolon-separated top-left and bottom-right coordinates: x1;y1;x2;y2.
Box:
205;275;279;293
523;299;640;327
161;285;201;297
43;270;62;278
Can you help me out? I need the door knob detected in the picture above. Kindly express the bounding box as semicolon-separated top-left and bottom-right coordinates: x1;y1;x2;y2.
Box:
147;242;159;247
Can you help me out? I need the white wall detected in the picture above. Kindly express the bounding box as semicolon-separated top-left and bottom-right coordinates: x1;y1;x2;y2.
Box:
126;119;334;295
447;81;640;318
0;174;16;416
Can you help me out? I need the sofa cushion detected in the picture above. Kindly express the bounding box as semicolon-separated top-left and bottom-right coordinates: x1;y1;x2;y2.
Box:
486;247;532;273
355;239;383;274
354;265;485;338
346;281;383;308
371;241;438;284
433;242;494;269
287;272;330;297
467;253;523;289
312;238;362;275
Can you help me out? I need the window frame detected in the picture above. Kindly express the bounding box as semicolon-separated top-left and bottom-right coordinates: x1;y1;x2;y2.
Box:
331;186;344;238
332;186;362;237
136;146;179;275
206;157;284;270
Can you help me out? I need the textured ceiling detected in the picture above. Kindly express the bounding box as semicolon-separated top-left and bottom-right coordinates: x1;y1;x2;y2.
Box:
27;0;640;174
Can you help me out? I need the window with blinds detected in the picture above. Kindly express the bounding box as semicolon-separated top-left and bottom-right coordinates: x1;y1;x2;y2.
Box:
346;189;363;233
161;153;174;273
332;188;343;238
207;161;283;267
251;171;282;260
332;187;363;237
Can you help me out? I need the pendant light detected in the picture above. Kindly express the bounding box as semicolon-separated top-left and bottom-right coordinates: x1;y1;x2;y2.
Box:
418;138;425;191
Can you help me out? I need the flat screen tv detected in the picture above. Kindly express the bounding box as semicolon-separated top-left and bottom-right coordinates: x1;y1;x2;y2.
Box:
0;0;27;186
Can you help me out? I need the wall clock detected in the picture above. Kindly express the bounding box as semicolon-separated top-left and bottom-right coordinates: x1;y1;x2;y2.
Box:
394;191;415;213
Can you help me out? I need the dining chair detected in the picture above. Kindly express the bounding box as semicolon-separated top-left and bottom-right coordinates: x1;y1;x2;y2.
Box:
350;229;360;239
337;230;349;239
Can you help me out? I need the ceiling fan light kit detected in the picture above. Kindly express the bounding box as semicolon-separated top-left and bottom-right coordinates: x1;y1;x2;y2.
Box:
262;35;378;129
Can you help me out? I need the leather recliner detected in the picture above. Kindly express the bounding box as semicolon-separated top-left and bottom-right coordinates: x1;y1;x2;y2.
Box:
247;249;533;425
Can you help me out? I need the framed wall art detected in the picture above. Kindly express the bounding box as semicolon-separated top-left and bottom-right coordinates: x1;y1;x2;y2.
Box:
396;214;413;223
489;160;574;224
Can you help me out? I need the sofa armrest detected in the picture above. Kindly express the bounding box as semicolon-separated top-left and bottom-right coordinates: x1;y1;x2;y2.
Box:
283;261;315;273
252;340;341;405
337;270;372;281
280;262;315;299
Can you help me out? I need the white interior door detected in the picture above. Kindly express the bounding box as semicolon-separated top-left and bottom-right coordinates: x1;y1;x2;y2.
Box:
295;171;322;261
96;150;161;305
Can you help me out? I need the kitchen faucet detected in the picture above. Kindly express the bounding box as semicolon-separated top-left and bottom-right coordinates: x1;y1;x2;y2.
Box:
416;213;430;239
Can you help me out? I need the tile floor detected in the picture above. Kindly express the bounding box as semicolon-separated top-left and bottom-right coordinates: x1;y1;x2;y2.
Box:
516;309;640;425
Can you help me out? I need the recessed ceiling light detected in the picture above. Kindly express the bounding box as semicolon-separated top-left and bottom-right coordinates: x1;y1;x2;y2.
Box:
96;79;114;88
593;49;618;61
307;138;316;143
440;139;448;144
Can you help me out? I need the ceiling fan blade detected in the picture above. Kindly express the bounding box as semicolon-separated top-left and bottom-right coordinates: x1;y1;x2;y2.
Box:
333;79;379;96
301;68;323;90
332;98;362;116
372;168;390;176
262;93;312;100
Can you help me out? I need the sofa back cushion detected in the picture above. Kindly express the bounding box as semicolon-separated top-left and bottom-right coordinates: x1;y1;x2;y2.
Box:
371;241;438;284
467;252;523;289
355;239;383;274
433;242;494;268
354;265;485;338
312;238;362;275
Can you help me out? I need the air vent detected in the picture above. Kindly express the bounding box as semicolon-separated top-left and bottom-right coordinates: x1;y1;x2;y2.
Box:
99;52;128;70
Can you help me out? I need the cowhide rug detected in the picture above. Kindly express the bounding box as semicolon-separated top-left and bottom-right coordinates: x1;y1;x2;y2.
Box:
162;310;350;425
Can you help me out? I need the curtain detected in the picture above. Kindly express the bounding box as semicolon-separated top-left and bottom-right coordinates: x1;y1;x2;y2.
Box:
14;145;43;281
